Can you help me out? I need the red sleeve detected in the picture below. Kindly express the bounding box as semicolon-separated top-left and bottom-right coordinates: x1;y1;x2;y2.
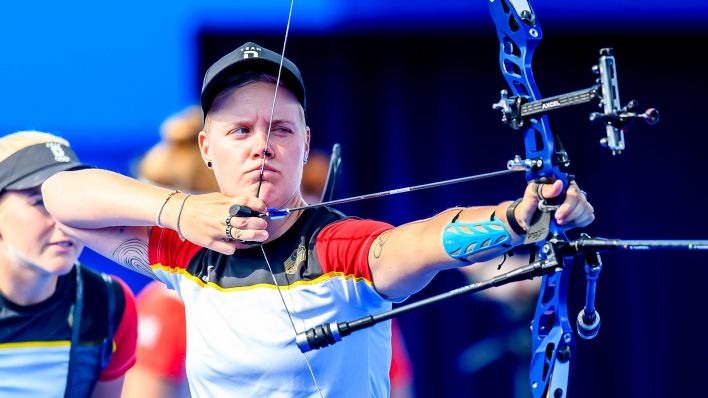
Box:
132;281;187;381
99;277;138;381
315;218;393;281
148;226;204;270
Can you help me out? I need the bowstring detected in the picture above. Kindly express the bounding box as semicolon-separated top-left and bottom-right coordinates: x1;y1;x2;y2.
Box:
254;0;324;396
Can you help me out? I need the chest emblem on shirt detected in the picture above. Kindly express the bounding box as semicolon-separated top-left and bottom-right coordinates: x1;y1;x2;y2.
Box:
284;244;307;275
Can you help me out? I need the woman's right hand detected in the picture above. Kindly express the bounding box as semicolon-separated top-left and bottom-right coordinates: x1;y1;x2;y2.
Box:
160;192;269;254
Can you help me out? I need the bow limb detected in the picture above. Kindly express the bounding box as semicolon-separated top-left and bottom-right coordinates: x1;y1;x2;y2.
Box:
489;1;574;397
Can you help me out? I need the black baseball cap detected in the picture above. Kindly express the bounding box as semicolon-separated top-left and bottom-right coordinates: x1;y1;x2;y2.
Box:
200;42;306;117
0;142;91;193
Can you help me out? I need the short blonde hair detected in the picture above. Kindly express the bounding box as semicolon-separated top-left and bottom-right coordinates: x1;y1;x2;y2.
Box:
0;131;70;163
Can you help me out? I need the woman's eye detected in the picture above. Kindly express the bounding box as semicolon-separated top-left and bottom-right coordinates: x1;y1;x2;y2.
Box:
29;195;45;207
273;126;293;135
230;127;249;136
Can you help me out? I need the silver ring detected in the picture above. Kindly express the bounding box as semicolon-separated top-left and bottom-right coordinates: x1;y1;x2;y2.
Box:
536;183;546;201
536;182;561;212
226;225;235;241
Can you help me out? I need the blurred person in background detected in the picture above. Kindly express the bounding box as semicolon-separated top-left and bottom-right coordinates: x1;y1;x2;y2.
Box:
0;131;137;398
136;106;218;194
122;106;415;397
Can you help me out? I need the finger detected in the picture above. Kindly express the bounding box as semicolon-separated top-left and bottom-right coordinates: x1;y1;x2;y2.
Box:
224;225;239;241
580;212;596;228
561;201;595;227
523;182;540;202
568;180;581;192
224;215;268;230
565;181;588;201
556;200;582;225
539;180;563;200
513;202;535;231
234;229;269;243
231;195;268;214
555;187;584;222
570;211;595;228
210;240;238;255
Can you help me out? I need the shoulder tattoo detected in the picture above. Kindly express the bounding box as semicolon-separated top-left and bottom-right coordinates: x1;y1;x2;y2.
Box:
373;231;391;259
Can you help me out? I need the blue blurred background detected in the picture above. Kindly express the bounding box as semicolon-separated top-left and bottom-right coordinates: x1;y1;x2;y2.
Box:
3;1;708;397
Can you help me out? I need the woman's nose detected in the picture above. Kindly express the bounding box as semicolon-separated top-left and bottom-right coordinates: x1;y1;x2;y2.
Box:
251;145;273;159
251;130;274;159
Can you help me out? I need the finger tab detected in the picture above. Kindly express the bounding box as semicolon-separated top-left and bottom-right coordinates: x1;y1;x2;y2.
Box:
229;204;262;217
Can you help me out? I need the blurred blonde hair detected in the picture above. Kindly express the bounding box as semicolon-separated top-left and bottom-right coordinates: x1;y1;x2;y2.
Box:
0;131;69;163
138;106;219;193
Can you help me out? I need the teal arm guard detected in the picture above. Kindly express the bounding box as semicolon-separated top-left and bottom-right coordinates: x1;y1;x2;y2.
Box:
442;211;511;262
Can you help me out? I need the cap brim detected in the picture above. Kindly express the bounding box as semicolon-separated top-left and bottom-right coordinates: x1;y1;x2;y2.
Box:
4;162;92;191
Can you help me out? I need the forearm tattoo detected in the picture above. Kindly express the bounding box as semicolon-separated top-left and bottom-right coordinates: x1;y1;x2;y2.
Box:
112;238;154;278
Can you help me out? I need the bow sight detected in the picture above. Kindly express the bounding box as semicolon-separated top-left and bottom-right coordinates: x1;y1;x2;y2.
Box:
492;47;659;155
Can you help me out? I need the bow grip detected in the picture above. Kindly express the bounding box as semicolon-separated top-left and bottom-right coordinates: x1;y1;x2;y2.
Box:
524;175;573;243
